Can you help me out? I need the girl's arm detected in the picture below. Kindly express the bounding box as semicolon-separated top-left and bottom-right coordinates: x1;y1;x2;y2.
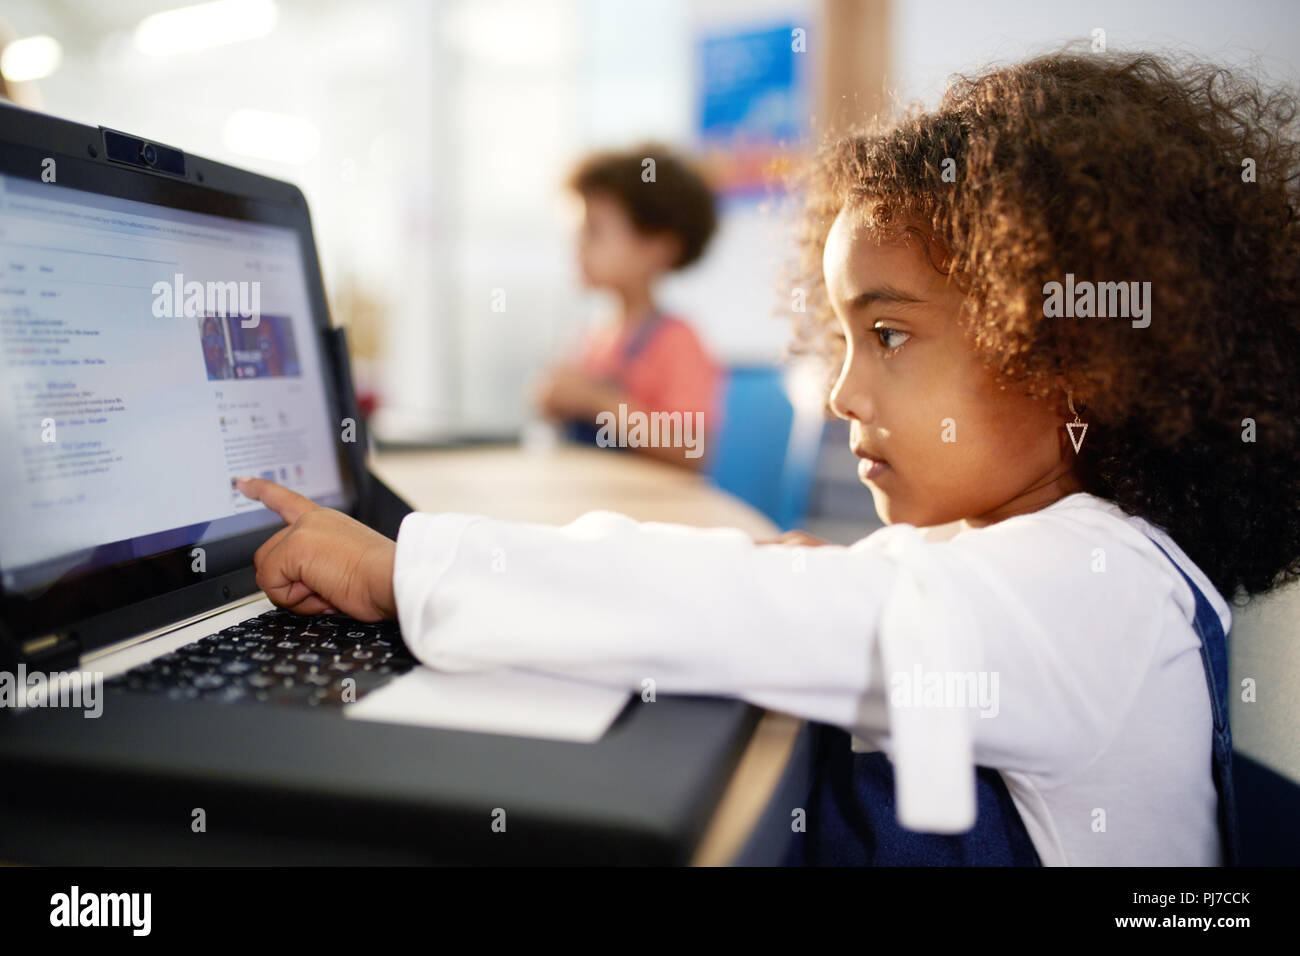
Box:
236;477;1172;834
393;510;887;717
391;506;1172;833
394;509;968;829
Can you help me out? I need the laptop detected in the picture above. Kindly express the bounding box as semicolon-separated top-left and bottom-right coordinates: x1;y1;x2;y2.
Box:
0;108;414;711
0;101;759;864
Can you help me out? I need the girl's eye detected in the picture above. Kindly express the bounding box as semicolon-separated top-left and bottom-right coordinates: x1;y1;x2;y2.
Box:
874;326;910;350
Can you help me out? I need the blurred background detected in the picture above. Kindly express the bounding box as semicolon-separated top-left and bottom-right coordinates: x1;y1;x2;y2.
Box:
2;0;1298;541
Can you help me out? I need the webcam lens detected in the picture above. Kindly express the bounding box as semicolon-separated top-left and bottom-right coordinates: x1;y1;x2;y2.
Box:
141;144;157;166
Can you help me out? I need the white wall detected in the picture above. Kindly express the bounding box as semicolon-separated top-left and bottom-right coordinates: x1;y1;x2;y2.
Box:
891;0;1300;108
439;0;814;436
2;0;452;432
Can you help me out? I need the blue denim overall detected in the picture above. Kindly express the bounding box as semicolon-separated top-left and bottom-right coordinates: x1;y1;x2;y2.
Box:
563;310;665;447
782;536;1240;866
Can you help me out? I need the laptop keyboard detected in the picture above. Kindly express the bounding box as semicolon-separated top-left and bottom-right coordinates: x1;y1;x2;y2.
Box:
103;607;417;708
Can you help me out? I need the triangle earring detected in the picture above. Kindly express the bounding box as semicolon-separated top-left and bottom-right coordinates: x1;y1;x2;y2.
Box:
1066;389;1088;454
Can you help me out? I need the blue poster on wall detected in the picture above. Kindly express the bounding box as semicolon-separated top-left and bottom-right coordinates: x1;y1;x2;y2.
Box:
695;22;809;197
697;23;805;143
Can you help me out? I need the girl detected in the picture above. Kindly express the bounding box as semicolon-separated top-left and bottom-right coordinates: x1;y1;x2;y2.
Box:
236;50;1300;866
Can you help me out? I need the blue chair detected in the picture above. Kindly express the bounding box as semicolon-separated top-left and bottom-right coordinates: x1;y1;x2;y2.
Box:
706;365;825;531
773;375;826;530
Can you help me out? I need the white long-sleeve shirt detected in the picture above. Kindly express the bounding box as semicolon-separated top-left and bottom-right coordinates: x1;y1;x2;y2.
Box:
391;491;1229;866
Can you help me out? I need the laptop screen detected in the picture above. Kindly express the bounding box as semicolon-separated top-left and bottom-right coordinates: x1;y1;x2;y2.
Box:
0;172;348;595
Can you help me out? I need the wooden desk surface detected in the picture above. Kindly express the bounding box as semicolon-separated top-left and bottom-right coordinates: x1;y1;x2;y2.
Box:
371;443;772;530
369;444;803;866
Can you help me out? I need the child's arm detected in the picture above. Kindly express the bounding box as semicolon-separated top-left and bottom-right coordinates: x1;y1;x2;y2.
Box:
535;367;708;470
238;477;1168;833
391;506;1175;832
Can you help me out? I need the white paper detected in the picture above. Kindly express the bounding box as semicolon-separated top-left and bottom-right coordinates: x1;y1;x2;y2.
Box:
342;665;631;743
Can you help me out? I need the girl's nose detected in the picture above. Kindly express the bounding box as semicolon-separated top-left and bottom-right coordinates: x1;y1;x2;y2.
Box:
829;359;875;423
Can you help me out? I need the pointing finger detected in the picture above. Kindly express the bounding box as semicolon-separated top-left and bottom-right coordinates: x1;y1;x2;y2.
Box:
236;477;319;525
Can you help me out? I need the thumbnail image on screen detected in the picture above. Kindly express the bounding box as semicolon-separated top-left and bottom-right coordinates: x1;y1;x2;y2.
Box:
197;314;301;380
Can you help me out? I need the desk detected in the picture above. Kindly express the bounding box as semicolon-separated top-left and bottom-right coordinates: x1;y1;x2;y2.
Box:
370;444;804;866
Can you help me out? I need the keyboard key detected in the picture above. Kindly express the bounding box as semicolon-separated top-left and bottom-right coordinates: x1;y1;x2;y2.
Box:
110;607;404;710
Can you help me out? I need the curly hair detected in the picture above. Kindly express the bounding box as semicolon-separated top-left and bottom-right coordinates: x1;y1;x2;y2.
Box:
568;143;717;269
790;49;1300;601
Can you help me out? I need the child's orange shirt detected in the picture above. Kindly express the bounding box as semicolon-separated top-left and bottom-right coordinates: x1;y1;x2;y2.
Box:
575;313;722;423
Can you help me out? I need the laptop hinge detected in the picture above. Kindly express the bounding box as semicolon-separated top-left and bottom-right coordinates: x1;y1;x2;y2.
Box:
326;325;372;518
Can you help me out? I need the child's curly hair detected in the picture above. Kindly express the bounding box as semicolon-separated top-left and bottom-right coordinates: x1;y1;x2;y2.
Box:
790;49;1300;601
568;143;718;269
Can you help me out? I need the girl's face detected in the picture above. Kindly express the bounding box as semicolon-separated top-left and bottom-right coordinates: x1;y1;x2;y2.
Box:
823;206;1079;528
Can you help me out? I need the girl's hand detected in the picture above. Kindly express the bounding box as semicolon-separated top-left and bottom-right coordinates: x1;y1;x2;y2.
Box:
755;529;835;547
236;477;397;621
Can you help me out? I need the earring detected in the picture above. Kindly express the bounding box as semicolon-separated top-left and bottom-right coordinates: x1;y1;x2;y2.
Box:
1066;389;1088;454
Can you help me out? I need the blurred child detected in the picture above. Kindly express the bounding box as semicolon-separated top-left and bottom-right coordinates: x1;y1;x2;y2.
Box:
239;51;1300;865
535;145;722;470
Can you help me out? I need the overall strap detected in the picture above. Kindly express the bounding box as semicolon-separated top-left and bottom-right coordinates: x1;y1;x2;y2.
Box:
1145;537;1241;866
584;311;668;393
564;311;667;447
780;725;1042;866
618;309;665;367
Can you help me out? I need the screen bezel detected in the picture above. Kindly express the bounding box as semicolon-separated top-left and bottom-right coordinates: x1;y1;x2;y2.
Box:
0;104;362;644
